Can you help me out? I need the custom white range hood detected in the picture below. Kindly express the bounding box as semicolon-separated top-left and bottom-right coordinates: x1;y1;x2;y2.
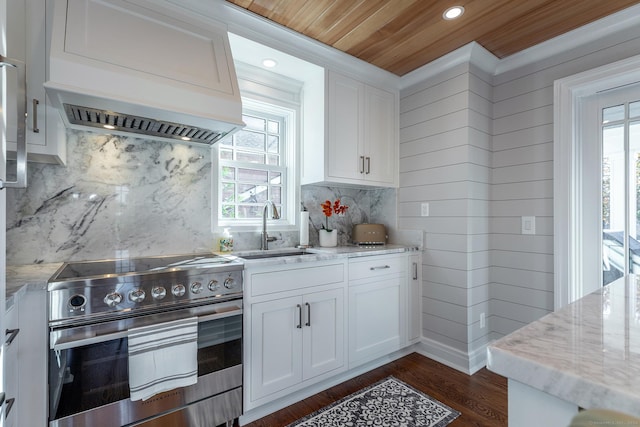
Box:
45;0;244;145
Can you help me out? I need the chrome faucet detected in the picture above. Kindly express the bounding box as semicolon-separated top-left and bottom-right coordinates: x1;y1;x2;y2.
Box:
261;200;280;250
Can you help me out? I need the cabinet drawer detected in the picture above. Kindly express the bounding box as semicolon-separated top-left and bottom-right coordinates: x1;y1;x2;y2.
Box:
251;263;345;296
349;255;405;281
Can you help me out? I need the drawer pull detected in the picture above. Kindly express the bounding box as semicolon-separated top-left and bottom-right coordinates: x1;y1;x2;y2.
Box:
369;265;391;270
33;98;40;133
296;304;302;329
5;328;19;346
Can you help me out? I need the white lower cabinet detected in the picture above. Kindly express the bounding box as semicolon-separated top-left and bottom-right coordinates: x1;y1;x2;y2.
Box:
245;260;347;410
244;252;413;416
4;304;19;427
348;254;407;368
3;288;47;427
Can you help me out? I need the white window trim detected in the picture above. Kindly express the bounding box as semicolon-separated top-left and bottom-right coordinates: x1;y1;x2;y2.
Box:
553;53;640;309
213;97;300;233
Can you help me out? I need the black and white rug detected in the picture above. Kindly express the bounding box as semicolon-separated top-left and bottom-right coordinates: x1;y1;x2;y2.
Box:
287;376;461;427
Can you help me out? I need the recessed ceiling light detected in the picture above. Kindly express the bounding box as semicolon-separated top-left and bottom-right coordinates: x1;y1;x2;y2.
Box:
262;58;277;68
181;136;191;141
103;124;116;130
443;6;464;20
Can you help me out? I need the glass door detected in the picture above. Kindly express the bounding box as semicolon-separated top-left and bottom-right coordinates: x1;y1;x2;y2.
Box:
601;98;640;286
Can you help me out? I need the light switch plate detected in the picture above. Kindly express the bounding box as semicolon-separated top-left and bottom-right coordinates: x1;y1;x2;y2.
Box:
421;203;429;217
522;216;535;235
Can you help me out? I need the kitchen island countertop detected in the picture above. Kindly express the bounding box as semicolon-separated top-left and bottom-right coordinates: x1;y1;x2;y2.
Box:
487;275;640;421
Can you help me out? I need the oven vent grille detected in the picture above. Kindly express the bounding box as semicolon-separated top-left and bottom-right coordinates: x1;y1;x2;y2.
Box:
63;104;228;145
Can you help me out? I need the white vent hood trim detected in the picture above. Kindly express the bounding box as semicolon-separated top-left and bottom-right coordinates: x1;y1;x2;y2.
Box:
45;0;245;145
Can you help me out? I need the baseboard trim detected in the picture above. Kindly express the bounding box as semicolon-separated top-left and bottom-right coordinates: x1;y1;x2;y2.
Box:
414;337;488;375
239;346;415;425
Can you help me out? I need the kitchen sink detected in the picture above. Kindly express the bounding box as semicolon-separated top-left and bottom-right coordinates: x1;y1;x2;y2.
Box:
237;250;311;260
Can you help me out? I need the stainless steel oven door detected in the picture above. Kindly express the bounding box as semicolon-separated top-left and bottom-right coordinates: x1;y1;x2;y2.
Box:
48;300;243;427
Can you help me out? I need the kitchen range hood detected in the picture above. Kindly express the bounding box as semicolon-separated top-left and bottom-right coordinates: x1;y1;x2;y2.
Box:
45;0;245;145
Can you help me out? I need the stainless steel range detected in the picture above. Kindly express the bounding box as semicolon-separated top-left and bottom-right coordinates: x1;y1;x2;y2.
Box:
47;253;244;427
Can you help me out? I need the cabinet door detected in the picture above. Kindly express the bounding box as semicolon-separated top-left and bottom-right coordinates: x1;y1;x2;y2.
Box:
327;72;363;181
302;288;344;380
349;278;402;366
4;305;19;427
250;296;302;401
364;85;396;185
6;0;66;164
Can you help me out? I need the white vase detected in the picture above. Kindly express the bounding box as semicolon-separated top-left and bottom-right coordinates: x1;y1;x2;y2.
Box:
319;229;338;247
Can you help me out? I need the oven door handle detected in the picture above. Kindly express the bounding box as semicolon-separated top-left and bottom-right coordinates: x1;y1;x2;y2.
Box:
50;304;243;351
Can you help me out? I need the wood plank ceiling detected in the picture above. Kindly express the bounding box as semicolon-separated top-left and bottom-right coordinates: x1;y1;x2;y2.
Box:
226;0;640;76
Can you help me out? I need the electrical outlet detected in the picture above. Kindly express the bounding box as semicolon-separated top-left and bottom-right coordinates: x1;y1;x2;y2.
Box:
521;216;536;235
421;202;429;217
480;312;486;329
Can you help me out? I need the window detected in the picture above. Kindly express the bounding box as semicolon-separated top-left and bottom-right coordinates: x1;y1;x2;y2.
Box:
216;99;297;229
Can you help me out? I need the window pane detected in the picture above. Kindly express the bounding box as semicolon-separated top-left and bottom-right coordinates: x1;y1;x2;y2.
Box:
271;187;281;204
270;172;281;185
237;151;265;164
267;154;279;165
221;205;235;218
238;184;267;203
221;183;235;203
268;120;279;133
238;168;268;183
221;166;235;180
235;131;265;151
267;135;279;153
603;104;625;124
220;149;233;160
602;123;625;286
244;115;266;131
237;205;262;219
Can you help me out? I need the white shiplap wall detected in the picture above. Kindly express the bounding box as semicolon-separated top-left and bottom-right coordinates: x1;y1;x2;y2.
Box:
401;21;640;371
490;27;640;340
399;62;493;373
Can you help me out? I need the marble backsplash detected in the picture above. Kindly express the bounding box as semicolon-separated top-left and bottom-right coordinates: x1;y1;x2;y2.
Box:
6;130;402;265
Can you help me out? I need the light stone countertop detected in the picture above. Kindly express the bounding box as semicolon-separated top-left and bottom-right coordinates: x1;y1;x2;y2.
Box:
487;275;640;417
232;244;418;267
6;263;62;309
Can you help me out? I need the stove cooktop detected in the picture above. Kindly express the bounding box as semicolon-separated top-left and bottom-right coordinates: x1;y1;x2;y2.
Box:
50;253;240;282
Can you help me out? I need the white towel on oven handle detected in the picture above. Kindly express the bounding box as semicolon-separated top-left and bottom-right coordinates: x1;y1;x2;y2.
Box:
128;316;198;401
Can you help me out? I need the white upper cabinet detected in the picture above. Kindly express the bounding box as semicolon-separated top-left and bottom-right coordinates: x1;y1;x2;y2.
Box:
6;0;66;164
302;70;399;188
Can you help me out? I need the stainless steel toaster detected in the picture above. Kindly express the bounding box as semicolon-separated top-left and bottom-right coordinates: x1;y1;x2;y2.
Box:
352;223;387;245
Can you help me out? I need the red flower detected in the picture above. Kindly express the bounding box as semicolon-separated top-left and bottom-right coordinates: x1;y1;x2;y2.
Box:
321;199;348;231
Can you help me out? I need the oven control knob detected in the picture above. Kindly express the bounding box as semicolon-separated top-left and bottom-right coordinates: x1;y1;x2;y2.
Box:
104;292;123;307
172;284;186;297
69;294;87;311
224;277;235;289
208;279;220;292
191;281;203;294
151;286;167;300
129;289;146;303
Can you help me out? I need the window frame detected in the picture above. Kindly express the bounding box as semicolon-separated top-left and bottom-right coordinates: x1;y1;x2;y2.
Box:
213;97;299;232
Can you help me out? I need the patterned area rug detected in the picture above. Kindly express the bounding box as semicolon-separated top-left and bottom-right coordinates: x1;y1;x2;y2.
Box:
287;376;461;427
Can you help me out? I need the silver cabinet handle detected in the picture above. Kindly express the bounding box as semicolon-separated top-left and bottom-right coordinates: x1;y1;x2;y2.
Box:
413;262;418;280
0;55;27;189
305;302;311;327
32;98;40;133
5;328;20;346
296;304;302;329
366;156;371;174
369;265;391;270
360;156;365;174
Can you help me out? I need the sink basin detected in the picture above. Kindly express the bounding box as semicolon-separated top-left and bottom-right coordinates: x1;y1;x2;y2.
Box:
237;250;311;260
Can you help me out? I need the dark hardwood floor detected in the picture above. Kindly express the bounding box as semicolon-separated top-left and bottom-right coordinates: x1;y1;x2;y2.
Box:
243;352;507;427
